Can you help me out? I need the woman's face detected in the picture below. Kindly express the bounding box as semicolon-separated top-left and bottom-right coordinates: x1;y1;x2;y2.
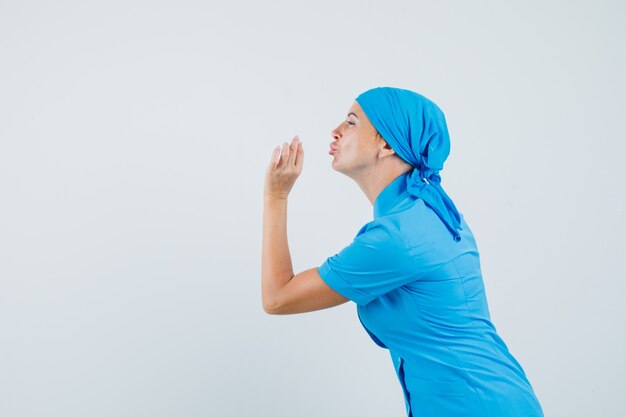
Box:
329;101;384;177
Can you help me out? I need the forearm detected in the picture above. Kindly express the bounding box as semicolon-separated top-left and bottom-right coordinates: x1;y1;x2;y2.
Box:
262;196;294;308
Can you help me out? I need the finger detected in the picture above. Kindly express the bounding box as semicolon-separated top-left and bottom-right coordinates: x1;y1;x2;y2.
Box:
269;146;281;167
294;140;304;170
278;142;290;169
288;136;299;166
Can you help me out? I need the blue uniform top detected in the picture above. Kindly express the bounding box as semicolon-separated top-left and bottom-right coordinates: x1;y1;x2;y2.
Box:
318;172;544;417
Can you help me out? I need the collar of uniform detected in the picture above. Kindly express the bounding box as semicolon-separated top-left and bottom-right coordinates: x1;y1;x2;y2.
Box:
373;172;409;219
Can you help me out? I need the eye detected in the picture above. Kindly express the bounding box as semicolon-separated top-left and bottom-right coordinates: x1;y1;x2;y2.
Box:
346;120;355;126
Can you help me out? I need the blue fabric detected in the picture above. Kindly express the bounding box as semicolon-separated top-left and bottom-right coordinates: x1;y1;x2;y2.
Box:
355;87;463;242
318;172;544;417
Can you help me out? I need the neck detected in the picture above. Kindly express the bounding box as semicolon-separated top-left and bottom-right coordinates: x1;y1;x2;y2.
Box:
354;162;413;206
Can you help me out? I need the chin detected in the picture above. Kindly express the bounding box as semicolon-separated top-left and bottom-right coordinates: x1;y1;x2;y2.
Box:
330;159;342;173
331;165;352;179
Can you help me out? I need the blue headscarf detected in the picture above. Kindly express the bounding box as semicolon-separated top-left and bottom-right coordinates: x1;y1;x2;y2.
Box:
355;87;463;242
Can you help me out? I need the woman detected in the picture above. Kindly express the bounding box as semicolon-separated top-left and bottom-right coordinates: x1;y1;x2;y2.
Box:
262;86;544;417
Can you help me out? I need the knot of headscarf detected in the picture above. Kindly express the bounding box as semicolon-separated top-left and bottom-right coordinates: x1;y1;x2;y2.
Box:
356;87;463;242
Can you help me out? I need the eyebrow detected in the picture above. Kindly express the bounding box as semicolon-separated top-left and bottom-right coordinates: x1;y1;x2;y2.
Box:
347;112;359;119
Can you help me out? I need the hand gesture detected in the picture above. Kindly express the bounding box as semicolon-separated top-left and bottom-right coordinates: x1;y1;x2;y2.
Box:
264;135;304;200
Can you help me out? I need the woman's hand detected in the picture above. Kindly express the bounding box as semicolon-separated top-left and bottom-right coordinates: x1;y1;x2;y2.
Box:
264;135;304;200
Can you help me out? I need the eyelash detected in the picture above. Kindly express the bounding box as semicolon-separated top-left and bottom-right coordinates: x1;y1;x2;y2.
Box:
346;121;355;125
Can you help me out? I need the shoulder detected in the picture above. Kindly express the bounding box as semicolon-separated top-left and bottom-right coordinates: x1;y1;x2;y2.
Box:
360;200;433;248
375;200;472;260
344;218;417;271
354;217;411;249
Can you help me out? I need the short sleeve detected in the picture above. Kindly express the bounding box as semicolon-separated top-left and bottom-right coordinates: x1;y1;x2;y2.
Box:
318;221;418;306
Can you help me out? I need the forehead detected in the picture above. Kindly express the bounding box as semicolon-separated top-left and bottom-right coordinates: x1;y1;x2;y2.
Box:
347;101;363;117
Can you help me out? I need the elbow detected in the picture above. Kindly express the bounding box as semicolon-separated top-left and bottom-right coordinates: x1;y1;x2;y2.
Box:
262;296;280;315
264;303;283;315
263;297;290;315
262;281;289;315
263;302;276;315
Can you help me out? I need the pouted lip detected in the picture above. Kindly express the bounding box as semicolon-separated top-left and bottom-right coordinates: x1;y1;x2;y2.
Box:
329;144;339;151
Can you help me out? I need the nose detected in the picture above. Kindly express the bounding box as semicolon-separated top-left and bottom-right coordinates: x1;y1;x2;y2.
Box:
331;126;341;140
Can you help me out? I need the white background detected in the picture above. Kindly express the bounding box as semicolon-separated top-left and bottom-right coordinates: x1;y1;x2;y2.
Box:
1;1;624;416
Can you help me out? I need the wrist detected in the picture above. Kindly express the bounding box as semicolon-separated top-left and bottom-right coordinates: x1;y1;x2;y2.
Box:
264;193;289;202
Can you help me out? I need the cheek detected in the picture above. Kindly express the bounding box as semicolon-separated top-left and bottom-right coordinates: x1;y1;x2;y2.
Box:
360;140;378;155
